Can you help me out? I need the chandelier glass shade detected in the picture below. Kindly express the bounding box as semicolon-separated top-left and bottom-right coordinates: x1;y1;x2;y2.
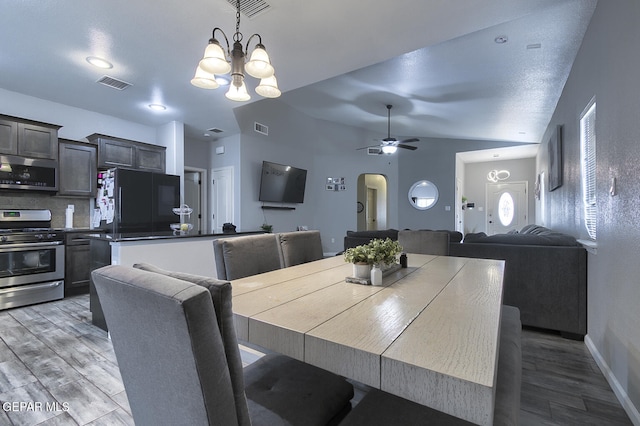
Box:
191;0;280;101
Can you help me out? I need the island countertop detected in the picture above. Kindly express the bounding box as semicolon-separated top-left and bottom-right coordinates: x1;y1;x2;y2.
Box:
83;230;261;242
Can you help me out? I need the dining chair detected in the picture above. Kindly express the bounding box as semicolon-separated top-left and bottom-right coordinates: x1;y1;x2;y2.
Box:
278;230;324;267
213;233;283;279
398;230;450;255
339;305;522;425
92;264;354;426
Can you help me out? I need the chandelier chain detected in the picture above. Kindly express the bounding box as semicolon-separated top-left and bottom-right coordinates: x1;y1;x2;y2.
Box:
234;0;242;42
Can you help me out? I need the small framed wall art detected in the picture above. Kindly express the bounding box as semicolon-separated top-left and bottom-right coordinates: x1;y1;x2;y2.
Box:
548;125;563;191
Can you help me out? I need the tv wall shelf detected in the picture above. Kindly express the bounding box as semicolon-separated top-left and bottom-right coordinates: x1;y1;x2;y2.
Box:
261;206;296;210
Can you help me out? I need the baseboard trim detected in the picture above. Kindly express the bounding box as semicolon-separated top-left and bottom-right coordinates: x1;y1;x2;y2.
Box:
585;334;640;425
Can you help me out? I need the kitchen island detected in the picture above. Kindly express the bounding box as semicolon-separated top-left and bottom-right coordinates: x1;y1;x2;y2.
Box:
87;230;260;330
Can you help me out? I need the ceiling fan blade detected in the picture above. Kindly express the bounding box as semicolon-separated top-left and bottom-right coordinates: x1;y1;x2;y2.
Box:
397;143;418;151
356;145;379;150
399;137;420;144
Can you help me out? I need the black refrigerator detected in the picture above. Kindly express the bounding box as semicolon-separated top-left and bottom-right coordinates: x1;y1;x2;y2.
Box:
95;168;180;233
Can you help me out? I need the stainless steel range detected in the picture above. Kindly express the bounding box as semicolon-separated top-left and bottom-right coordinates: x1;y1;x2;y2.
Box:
0;209;64;310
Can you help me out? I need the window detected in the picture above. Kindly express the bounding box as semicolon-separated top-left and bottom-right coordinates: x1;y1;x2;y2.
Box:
580;98;596;239
498;192;515;226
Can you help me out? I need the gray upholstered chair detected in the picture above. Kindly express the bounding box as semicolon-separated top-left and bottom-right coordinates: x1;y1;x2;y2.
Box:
339;305;522;426
398;230;450;255
213;233;283;280
92;264;354;426
278;230;324;267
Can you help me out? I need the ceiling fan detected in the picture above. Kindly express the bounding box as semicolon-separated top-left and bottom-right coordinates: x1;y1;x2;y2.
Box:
358;104;420;154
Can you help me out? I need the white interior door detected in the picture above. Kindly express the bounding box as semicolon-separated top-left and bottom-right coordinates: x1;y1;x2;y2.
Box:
212;167;234;234
455;177;463;233
486;182;528;235
183;171;202;234
366;187;378;230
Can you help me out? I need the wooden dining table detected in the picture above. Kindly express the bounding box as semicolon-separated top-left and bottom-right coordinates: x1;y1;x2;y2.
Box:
231;254;505;425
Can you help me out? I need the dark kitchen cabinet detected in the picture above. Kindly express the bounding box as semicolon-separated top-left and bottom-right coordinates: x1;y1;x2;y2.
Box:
0;118;18;154
0;114;60;159
65;232;91;296
88;133;166;173
58;140;97;197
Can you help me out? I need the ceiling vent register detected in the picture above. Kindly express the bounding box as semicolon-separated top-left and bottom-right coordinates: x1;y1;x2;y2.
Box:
254;122;269;135
226;0;271;18
97;76;132;91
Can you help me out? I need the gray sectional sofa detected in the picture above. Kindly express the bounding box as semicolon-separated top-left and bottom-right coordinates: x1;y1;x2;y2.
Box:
344;229;462;251
450;225;587;338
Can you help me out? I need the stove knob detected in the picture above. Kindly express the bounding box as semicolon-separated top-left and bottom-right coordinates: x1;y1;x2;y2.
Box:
36;234;44;240
0;236;7;242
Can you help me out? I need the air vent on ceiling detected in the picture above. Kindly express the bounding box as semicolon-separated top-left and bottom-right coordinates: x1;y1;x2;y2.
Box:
226;0;271;18
254;122;268;135
367;147;382;155
97;76;132;91
207;127;224;134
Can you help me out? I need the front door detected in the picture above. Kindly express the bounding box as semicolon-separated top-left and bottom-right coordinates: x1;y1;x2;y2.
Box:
486;182;528;235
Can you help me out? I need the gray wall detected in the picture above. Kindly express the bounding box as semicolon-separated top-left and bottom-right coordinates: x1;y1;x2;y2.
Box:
537;1;640;420
230;98;530;254
463;157;537;234
397;138;521;231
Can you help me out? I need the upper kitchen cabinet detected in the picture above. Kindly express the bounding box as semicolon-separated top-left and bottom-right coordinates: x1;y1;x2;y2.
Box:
0;114;60;160
58;139;97;197
88;133;166;173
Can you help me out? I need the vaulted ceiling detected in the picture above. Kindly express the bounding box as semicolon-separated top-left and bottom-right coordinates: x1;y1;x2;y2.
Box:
0;0;596;150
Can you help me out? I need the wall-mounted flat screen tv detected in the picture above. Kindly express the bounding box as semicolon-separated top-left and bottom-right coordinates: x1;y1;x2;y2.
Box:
259;161;307;203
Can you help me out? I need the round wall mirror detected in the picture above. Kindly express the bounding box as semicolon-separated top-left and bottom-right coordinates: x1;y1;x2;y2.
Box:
408;180;439;210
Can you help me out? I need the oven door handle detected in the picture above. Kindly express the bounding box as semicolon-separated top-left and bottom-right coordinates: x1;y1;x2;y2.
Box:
0;281;63;294
1;241;64;249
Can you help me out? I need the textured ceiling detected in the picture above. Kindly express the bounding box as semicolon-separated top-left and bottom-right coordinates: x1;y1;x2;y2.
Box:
0;0;596;153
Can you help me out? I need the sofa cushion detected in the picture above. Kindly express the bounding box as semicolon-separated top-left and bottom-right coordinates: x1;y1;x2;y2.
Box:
346;229;399;240
133;263;251;426
463;231;578;246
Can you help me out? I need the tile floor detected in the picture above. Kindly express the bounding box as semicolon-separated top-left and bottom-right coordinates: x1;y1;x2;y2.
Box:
0;295;633;425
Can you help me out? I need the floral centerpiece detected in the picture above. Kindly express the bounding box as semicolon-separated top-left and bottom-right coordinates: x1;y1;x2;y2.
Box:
344;238;403;279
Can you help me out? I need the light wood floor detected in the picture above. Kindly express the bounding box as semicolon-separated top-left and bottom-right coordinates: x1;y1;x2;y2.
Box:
0;295;632;425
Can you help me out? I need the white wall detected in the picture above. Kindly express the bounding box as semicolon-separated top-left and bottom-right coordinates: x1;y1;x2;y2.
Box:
0;88;156;143
538;2;640;422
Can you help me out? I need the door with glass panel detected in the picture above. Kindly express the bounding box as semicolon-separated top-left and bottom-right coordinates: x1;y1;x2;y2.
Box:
486;182;528;235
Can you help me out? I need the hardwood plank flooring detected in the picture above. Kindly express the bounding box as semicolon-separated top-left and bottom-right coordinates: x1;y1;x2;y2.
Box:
0;295;632;425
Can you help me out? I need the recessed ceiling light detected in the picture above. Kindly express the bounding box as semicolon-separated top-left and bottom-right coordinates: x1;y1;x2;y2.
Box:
148;103;167;111
86;56;113;69
494;35;508;44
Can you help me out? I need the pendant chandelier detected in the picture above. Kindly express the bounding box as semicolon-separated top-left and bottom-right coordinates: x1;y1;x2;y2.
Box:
191;0;281;101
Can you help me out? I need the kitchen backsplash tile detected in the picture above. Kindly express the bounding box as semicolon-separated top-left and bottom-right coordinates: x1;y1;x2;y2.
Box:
0;193;91;228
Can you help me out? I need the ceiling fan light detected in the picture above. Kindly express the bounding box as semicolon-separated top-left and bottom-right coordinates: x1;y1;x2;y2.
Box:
199;40;231;74
381;145;397;154
225;80;251;101
255;75;281;98
245;45;274;79
190;66;220;89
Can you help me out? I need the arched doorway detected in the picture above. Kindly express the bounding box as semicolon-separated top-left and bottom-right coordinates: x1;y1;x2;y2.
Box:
357;174;388;231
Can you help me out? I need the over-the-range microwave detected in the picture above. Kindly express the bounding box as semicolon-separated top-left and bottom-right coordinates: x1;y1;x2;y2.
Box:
0;154;58;192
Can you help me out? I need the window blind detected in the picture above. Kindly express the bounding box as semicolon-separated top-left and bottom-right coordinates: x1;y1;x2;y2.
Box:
580;99;596;240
